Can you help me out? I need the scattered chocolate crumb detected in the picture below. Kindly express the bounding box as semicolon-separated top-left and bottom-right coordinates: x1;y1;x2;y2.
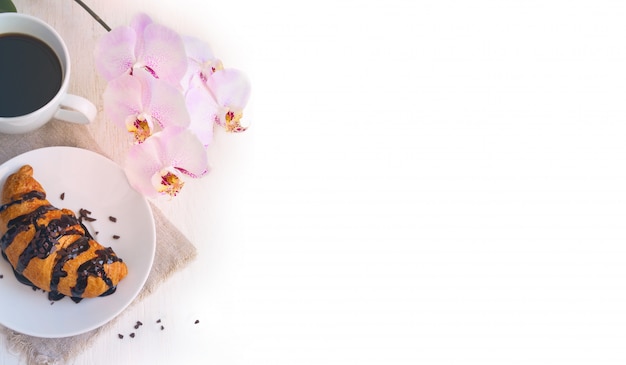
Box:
194;320;200;324
50;301;54;305
113;235;120;240
109;216;117;223
134;324;140;329
156;319;161;323
78;208;96;222
160;325;165;330
129;333;135;338
137;320;143;326
60;192;65;200
118;334;124;339
0;274;3;279
95;231;99;235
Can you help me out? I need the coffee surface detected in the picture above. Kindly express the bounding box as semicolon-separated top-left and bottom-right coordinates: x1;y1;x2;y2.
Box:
0;33;63;117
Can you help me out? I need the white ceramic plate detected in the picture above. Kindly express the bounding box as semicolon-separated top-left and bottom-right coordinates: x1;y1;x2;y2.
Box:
0;146;155;338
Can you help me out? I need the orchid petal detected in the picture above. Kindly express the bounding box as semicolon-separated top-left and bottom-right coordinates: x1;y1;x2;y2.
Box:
130;13;153;37
103;74;144;129
182;35;216;64
125;135;164;197
146;74;191;129
185;85;217;147
206;68;251;111
133;69;153;110
158;127;209;178
94;26;136;81
130;13;153;59
140;23;188;85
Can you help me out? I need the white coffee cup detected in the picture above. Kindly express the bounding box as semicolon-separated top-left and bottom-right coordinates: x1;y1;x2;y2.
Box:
0;13;96;134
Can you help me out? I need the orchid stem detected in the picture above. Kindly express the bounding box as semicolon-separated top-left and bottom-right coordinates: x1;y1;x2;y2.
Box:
73;0;111;32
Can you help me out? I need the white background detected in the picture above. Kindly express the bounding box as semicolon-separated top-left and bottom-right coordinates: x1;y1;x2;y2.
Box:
4;0;626;364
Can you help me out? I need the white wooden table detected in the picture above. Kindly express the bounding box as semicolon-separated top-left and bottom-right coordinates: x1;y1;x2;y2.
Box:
3;1;626;364
2;1;260;363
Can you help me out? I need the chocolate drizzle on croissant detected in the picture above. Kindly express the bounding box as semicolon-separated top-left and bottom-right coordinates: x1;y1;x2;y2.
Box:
0;165;128;302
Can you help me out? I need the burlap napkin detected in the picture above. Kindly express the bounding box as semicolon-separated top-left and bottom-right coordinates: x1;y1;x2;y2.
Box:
0;121;197;364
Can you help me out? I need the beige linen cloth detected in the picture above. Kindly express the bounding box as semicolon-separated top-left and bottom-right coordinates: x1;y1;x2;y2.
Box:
0;121;197;363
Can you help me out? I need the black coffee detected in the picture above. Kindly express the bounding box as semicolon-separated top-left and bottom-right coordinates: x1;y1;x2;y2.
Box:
0;33;63;117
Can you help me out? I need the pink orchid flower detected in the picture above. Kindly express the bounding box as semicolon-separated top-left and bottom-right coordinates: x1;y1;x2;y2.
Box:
95;13;187;85
181;35;223;90
207;68;251;133
94;13;250;200
125;127;209;198
179;36;251;137
185;68;251;142
103;70;190;143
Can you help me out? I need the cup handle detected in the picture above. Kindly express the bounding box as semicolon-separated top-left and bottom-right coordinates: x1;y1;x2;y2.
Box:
53;94;97;125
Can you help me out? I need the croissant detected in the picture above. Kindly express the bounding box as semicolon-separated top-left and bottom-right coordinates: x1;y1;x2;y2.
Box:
0;165;127;302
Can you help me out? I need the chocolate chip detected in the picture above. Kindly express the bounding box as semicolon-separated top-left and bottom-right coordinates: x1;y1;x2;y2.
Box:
160;325;165;330
0;274;3;279
113;235;120;239
60;192;65;200
118;334;123;339
194;320;200;324
129;333;135;338
109;216;117;222
156;319;161;323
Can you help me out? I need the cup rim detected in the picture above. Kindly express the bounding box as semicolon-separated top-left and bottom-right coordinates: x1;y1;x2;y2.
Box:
0;13;71;121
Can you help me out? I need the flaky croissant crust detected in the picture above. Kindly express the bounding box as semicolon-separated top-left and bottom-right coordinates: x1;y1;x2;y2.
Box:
0;165;127;301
